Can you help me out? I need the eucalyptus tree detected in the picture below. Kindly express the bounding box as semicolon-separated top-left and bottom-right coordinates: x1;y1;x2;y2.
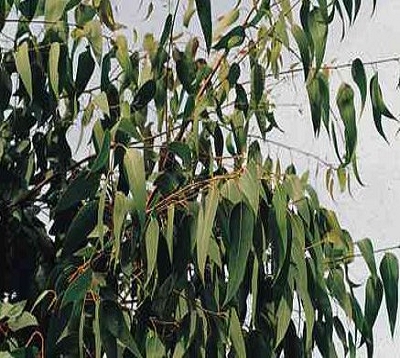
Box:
0;0;398;357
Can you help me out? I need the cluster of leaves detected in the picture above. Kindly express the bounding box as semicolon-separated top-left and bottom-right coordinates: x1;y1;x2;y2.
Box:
0;0;398;357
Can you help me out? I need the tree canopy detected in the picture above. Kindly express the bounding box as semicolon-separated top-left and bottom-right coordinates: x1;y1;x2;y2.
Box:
0;0;398;357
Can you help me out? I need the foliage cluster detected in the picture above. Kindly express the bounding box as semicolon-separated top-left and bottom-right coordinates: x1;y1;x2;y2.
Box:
0;0;398;357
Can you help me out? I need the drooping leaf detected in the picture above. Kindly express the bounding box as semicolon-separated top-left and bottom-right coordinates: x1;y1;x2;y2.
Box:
124;149;147;220
49;42;60;98
196;185;219;281
292;24;311;80
336;83;357;163
370;73;397;142
357;238;377;276
365;275;383;329
380;253;399;336
351;58;367;114
195;0;212;52
15;41;32;100
225;202;255;304
76;47;95;97
229;308;246;357
275;284;293;348
251;61;265;108
84;19;103;63
307;75;322;135
113;192;127;267
90;129;110;172
308;8;328;71
146;217;159;280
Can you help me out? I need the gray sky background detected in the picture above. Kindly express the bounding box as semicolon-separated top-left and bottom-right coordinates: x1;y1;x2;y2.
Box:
112;1;400;355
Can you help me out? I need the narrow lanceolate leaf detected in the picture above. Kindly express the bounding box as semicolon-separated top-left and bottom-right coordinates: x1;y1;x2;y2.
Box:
251;62;265;108
370;73;397;142
113;192;127;268
94;299;101;358
336;83;357;164
124;149;147;219
225;202;255;305
166;204;175;263
351;58;367;114
365;275;383;328
146;217;159;280
229;308;246;357
90;129;110;172
272;185;288;276
195;0;212;53
357;238;377;276
275;285;293;348
292;24;311;80
15;42;32;100
61;268;92;308
93;92;110;118
197;185;219;281
49;42;60;98
380;253;399;336
308;8;328;71
307;75;322;135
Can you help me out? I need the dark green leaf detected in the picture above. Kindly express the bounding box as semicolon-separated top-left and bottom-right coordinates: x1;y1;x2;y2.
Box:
357;238;377;276
308;8;328;71
351;58;367;114
336;83;357;163
225;202;255;304
56;171;100;213
292;25;311;80
132;80;156;110
195;0;212;53
91;130;110;172
307;75;322;135
61;268;92;308
251;62;264;107
365;275;383;328
380;253;399;336
76;47;95;97
228;62;241;87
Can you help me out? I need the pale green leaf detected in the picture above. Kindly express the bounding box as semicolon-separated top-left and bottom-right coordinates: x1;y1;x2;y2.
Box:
15;42;32;100
113;192;127;268
93;92;110;117
45;0;68;22
49;42;60;98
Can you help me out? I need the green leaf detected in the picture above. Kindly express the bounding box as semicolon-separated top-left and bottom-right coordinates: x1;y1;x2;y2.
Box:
229;308;246;357
146;331;165;357
195;0;212;53
76;47;95;97
15;41;32;100
7;312;38;332
45;0;68;22
275;284;293;348
370;73;397;142
272;185;288;276
124;149;147;221
100;301;143;358
93;92;110;117
380;252;399;336
91;129;110;172
336;83;357;163
196;184;219;281
365;275;383;328
63;201;98;257
56;171;100;212
239;162;259;215
292;24;311;80
146;217;159;280
49;42;60;98
307;75;322;135
84;19;103;63
113;192;127;267
308;8;328;71
351;58;367;114
357;238;377;276
132;80;156;110
61;268;92;308
166;204;175;263
214;26;245;51
251;62;265;107
225;202;255;304
94;299;101;358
